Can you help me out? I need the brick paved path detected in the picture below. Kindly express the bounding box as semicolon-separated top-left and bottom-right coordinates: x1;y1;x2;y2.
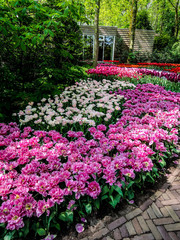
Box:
77;159;180;240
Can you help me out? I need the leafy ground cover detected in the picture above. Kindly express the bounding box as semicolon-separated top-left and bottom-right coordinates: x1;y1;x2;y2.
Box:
0;67;180;240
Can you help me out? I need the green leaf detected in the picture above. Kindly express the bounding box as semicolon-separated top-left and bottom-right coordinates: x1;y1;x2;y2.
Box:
64;7;69;17
146;172;155;183
109;194;121;208
23;220;30;237
126;181;134;189
94;198;100;209
54;223;60;231
128;191;134;200
59;210;73;222
109;186;114;195
4;231;15;240
32;37;37;45
142;174;146;182
37;228;46;236
113;185;123;197
159;159;166;168
85;203;92;214
20;41;26;51
101;194;108;200
152;167;158;173
4;236;12;240
102;185;109;195
47;211;56;231
48;30;54;37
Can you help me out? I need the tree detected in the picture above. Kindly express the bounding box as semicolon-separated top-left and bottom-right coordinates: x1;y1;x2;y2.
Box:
129;0;138;54
93;0;100;68
136;10;152;29
0;0;87;120
167;0;180;38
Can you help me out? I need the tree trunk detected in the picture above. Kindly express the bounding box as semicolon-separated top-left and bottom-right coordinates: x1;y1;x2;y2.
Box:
174;0;179;38
129;0;138;53
93;0;100;68
167;0;179;38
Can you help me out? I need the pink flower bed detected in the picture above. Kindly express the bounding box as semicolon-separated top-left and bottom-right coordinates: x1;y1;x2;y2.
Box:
87;65;180;82
86;66;142;79
0;84;180;233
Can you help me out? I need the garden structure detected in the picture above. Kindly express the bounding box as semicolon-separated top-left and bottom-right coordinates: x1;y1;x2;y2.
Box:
80;26;156;61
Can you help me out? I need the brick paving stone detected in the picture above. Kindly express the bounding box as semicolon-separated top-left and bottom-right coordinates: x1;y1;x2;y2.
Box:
168;232;180;240
168;175;176;183
161;199;180;206
147;206;157;219
164;223;180;231
155;199;163;208
159;183;169;192
177;232;180;238
142;211;149;220
151;202;163;218
126;208;142;220
113;228;122;240
126;221;136;236
157;226;171;240
160;207;170;217
137;216;149;233
165;206;180;222
105;237;114;240
166;189;176;200
162;193;170;200
90;220;105;233
80;238;88;240
170;181;180;186
172;168;180;177
158;195;164;201
107;217;126;231
175;210;180;218
170;185;180;190
123;238;131;240
153;217;174;225
132;218;143;235
89;228;109;240
132;233;154;240
150;191;162;201
140;199;153;211
171;190;180;200
146;219;162;240
119;224;129;238
172;205;180;211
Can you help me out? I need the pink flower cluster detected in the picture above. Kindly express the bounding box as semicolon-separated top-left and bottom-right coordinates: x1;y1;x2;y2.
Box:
86;66;142;79
137;68;180;82
0;84;179;231
87;65;180;83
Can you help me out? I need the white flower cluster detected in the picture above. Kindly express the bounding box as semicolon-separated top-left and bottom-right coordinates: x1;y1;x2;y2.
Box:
16;79;135;128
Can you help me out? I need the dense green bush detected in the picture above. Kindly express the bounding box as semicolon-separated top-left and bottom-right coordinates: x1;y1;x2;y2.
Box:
0;0;86;122
136;10;152;30
150;33;180;63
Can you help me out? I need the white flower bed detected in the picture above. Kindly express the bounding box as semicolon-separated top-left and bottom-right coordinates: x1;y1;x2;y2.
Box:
16;79;135;128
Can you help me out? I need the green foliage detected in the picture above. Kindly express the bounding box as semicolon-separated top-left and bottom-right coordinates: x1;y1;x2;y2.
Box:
0;0;87;122
153;34;176;51
115;37;129;63
59;210;74;222
151;33;180;63
136;10;152;30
